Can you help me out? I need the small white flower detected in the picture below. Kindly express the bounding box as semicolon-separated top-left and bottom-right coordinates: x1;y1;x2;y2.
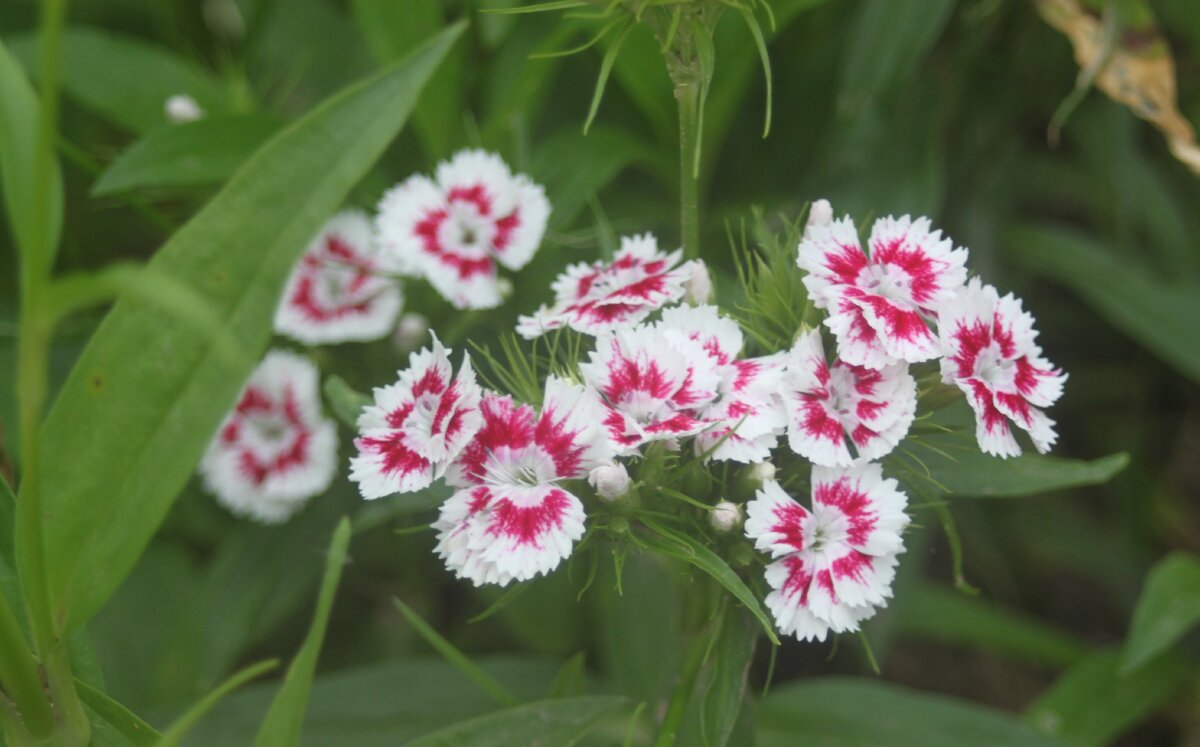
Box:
588;462;631;502
711;501;742;533
748;462;776;484
392;312;429;352
164;94;204;124
684;259;713;305
806;199;834;231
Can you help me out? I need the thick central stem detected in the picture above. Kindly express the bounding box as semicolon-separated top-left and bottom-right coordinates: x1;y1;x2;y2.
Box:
675;75;702;261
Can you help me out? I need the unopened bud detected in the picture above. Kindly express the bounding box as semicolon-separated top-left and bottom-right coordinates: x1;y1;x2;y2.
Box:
392;313;429;352
684;260;713;305
806;199;833;232
589;462;631;502
711;501;742;533
497;277;514;299
164;94;204;124
747;461;776;485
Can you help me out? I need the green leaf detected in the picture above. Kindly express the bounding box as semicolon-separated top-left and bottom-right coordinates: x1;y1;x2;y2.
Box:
545;652;587;699
349;0;466;161
700;606;758;747
1008;224;1200;385
252;518;352;747
155;660;279;747
401;696;627;747
1024;649;1191;747
10;27;228;134
0;39;64;274
323;375;371;428
759;678;1069;747
1121;552;1200;673
25;23;464;635
91;115;281;196
394;597;520;708
892;433;1129;498
75;679;163;747
893;583;1090;669
838;0;956;108
584;20;633;135
639;520;780;645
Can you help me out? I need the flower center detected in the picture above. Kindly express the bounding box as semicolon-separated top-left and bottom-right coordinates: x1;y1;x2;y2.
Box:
804;504;849;558
974;343;1014;387
859;263;911;303
484;446;557;489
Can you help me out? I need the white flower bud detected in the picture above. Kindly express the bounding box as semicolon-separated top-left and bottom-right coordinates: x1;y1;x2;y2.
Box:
806;199;833;231
496;277;514;299
392;313;429;352
748;461;776;485
711;501;742;533
588;462;631;502
164;94;204;124
683;259;713;305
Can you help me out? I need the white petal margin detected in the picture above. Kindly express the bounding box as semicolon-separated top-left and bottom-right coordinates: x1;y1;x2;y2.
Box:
200;350;336;523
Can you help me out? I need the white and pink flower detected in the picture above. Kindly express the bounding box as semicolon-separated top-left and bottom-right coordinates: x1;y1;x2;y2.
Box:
275;210;403;345
938;278;1066;457
200;350;337;523
375;149;550;309
517;234;693;338
798;215;968;369
782;329;916;467
579;323;723;454
744;464;909;642
350;336;483;499
656;305;786;464
434;378;614;586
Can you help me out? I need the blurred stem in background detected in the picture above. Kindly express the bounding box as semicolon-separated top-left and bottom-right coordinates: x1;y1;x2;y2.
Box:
673;71;701;261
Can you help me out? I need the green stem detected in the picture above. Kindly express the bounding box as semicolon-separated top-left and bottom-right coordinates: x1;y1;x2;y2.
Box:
674;74;701;261
0;595;53;738
652;619;709;747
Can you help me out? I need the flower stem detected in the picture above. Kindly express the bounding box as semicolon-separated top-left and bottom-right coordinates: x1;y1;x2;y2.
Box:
652;627;709;747
675;74;702;261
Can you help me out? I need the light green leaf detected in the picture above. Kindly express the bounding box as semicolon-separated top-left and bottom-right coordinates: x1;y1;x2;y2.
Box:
1008;224;1200;385
584;20;633;135
894;583;1089;669
1024;649;1191;747
1121;552;1200;673
639;519;780;645
91;115;281;196
323;375;371;428
76;679;163;747
25;23;464;635
10;27;228;134
759;678;1068;747
0;39;64;274
252;518;351;747
401;696;627;747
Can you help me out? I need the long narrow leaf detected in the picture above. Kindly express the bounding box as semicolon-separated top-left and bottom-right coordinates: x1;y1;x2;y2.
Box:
156;660;279;747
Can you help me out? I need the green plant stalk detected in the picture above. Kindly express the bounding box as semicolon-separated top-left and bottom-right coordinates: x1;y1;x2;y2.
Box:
0;593;53;738
675;74;702;261
652;625;709;747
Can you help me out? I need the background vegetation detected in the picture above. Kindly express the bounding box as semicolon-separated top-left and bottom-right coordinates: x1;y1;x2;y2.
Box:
1;0;1198;744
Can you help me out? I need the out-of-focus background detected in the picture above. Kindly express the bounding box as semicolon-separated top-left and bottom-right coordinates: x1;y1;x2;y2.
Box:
1;0;1198;745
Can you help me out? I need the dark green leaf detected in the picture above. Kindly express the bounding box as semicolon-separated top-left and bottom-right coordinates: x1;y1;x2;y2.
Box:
1024;650;1191;747
1008;224;1200;385
155;660;278;747
545;652;587;699
26;23;464;634
91;115;281;196
759;678;1068;747
700;606;758;747
639;520;779;645
838;0;956;109
1121;552;1200;672
252;518;352;747
401;696;626;747
76;679;163;747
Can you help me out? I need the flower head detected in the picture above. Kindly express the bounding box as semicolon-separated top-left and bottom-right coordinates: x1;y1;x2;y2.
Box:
798;215;968;369
579;322;723;454
655;305;786;463
376;149;550;309
938;278;1067;457
782;329;916;467
275;210;403;345
517;234;693;338
200;350;336;523
434;378;614;586
744;465;908;641
350;336;483;499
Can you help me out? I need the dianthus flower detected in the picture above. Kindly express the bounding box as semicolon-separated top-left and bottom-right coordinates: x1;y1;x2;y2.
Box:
433;378;614;586
744;465;908;641
656;305;786;463
938;278;1066;457
200;350;337;523
579;322;722;454
798;215;968;369
782;329;916;467
375;149;549;309
517;234;693;338
350;336;483;498
275;210;403;345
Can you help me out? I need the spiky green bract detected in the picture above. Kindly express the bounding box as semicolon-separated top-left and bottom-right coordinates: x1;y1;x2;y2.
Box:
728;206;813;353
